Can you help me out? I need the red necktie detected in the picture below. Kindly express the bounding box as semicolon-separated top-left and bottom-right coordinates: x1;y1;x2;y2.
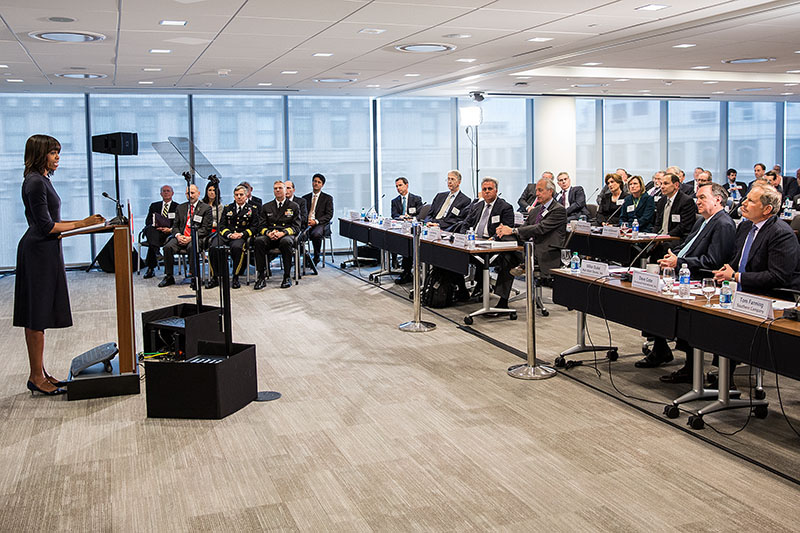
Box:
183;204;194;236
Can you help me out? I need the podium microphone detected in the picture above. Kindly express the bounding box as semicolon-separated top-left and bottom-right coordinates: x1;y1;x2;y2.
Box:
102;192;127;224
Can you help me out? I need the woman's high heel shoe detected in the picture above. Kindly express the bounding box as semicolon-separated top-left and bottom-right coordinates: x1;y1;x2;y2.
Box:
27;380;66;396
44;372;68;387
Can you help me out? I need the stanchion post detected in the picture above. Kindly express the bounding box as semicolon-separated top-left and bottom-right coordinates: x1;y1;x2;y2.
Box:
507;241;556;379
399;222;435;332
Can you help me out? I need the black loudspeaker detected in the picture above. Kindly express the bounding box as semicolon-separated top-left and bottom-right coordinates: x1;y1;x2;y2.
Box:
91;132;138;156
95;236;116;272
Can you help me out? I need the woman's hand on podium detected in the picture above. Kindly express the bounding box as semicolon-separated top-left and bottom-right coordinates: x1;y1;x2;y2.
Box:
79;214;105;228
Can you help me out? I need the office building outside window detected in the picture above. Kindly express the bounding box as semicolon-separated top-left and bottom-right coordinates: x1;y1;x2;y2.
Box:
668;101;721;180
728;102;777;179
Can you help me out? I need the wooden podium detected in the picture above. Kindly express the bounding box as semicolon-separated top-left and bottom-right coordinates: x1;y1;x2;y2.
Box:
61;224;140;399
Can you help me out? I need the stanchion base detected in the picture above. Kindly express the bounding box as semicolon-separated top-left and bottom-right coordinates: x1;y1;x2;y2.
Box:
256;391;282;402
507;363;556;380
398;320;436;332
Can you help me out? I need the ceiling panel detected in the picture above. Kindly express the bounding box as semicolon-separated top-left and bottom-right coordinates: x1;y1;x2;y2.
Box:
448;9;569;31
342;2;474;26
237;0;369;21
223;17;333;37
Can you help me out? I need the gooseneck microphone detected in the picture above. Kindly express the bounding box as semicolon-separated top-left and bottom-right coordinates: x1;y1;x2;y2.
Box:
620;229;664;281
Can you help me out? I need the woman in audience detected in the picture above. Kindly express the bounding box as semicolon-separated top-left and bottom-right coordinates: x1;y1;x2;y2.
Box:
596;173;628;226
619;175;656;231
14;134;104;395
203;181;224;241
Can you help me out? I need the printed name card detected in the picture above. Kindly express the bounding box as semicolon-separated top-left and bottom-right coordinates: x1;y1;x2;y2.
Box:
574;221;592;234
349;210;360;220
601;226;621;238
580;260;609;279
631;270;661;293
428;226;441;240
452;233;467;247
514;212;525;225
732;292;774;319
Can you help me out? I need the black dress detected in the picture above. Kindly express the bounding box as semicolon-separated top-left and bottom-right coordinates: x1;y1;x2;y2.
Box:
13;171;72;330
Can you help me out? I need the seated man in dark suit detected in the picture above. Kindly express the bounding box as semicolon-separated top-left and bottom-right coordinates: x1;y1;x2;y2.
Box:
213;184;259;289
648;172;698;259
143;184;178;279
495;177;566;309
159;184;212;289
517;171;553;214
391;176;424;284
302;173;334;265
425;169;471;231
254;181;301;289
765;169;798;205
722;168;747;201
554;172;588;221
746;163;768;194
285;180;308;228
645;170;665;200
639;183;737;375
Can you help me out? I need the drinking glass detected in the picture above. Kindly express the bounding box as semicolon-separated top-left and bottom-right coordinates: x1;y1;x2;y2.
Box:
561;249;572;268
662;267;675;294
702;278;716;307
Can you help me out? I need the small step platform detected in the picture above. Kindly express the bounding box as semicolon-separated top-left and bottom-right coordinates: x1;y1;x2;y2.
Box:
69;342;119;377
67;342;140;401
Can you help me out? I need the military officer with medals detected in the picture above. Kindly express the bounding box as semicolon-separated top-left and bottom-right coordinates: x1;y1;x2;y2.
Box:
211;184;259;289
253;180;301;289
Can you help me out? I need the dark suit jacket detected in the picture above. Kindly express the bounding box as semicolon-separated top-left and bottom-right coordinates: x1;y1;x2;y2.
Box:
248;195;263;210
673;210;736;277
780;176;799;203
619;193;656;232
170;201;212;242
258;199;301;237
516;200;567;275
555;186;589;221
680;181;695;196
391;193;423;219
654;190;698;240
517;183;537;213
730;216;800;298
596;192;629;226
219;202;259;241
453;197;514;237
302;191;334;226
145;199;178;228
425;190;471;231
287;195;308;230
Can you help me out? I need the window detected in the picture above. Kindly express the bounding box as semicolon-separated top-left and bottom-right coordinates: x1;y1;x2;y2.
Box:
575;99;599;191
786;103;800;177
668;101;721;180
603;99;660;178
728;102;777;179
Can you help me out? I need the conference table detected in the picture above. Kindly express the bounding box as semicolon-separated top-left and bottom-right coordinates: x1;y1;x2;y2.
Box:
339;217;522;322
551;268;800;428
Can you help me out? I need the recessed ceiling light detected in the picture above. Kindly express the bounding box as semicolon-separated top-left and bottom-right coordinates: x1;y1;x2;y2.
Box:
358;28;385;35
138;81;154;85
160;20;187;26
0;65;8;69
712;91;724;94
48;16;76;23
703;81;718;84
29;31;105;42
638;89;651;92
636;4;670;10
614;78;630;82
6;79;23;83
55;72;106;79
785;83;798;86
787;70;800;74
313;53;333;57
149;49;171;54
554;88;569;91
281;70;298;74
314;78;356;83
572;83;608;88
367;84;380;88
456;58;476;63
582;62;602;66
460;75;481;82
515;76;532;79
527;37;553;42
673;43;696;48
781;92;794;96
258;82;273;86
395;43;455;53
795;51;800;54
736;87;770;92
723;57;775;64
443;33;471;39
142;67;162;72
343;72;360;76
404;73;421;77
691;65;710;70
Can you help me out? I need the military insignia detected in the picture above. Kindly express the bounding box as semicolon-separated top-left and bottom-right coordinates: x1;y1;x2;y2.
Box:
285;209;293;216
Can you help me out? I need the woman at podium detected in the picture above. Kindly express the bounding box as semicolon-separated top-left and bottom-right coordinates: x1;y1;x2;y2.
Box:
13;134;104;396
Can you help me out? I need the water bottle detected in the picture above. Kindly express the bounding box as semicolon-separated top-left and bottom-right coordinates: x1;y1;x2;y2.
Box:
360;206;366;220
631;218;639;239
570;252;581;273
719;281;732;308
678;264;691;299
467;227;476;249
783;198;792;219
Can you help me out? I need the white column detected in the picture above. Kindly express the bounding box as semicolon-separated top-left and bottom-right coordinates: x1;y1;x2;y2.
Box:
534;97;577;185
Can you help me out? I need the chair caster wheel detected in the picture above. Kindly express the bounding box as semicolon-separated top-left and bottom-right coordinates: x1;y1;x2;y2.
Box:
688;415;704;430
340;263;346;269
554;356;566;368
541;309;549;317
368;274;374;281
663;405;680;419
509;312;517;321
753;405;768;419
754;389;766;400
464;316;474;325
607;349;618;361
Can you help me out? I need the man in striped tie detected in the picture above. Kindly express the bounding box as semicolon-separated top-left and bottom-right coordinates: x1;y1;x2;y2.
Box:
143;185;177;279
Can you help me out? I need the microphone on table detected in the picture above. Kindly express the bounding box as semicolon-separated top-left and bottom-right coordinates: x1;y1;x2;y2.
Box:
366;193;385;219
563;186;601;249
605;201;625;225
620;229;665;282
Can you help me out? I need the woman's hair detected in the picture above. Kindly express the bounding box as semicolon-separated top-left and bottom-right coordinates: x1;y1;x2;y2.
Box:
203;181;221;206
628;175;645;193
604;173;623;188
24;134;61;177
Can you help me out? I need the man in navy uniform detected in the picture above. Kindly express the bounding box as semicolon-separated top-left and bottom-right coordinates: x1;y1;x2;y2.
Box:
254;181;301;289
213;184;259;289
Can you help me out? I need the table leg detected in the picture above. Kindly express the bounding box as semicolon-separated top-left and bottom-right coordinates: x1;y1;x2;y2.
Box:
559;311;616;356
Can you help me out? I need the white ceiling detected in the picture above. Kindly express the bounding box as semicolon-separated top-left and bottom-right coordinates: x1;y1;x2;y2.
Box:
0;0;799;100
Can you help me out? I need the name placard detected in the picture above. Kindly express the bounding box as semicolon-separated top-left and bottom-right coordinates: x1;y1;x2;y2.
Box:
580;259;609;279
349;210;360;220
428;226;441;240
631;271;661;293
452;233;467;247
574;221;592;234
732;292;774;320
602;226;621;238
514;212;525;225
